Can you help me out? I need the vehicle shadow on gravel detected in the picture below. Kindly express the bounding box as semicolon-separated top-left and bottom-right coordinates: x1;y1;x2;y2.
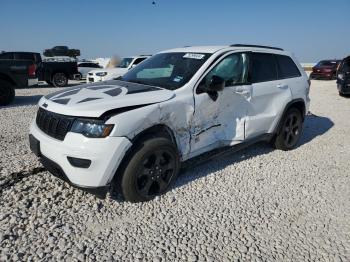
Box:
299;113;334;146
174;113;334;190
0;95;43;108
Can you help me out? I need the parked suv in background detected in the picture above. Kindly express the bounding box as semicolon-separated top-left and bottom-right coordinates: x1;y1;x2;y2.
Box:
29;45;310;202
337;56;350;95
310;60;341;80
87;55;150;83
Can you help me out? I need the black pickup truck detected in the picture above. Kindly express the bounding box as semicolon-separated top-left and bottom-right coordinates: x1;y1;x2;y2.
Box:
0;52;80;87
0;59;37;105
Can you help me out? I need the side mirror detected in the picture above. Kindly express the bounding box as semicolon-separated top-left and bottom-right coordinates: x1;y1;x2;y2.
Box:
208;75;225;92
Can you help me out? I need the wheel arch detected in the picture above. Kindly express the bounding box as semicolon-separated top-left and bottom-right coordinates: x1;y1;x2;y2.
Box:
130;124;179;152
110;124;180;192
274;98;306;135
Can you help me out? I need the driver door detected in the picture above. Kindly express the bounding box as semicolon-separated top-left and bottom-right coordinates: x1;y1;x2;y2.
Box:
190;52;252;156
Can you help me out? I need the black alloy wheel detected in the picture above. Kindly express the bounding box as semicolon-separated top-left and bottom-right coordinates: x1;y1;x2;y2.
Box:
116;137;180;202
282;111;302;148
273;108;303;150
136;149;177;198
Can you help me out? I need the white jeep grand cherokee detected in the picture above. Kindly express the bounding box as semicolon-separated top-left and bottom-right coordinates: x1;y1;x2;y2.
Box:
29;45;310;202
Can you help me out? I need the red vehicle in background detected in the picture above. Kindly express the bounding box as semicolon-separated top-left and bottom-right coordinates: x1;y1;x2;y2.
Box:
310;60;341;80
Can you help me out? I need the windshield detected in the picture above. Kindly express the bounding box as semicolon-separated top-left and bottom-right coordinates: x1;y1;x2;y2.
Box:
116;58;133;68
316;60;338;67
120;52;211;90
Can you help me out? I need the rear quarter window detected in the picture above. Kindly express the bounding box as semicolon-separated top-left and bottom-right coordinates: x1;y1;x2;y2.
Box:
249;53;278;83
276;55;301;79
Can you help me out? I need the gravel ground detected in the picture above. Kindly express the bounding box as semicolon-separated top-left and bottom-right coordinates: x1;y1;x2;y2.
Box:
0;80;349;261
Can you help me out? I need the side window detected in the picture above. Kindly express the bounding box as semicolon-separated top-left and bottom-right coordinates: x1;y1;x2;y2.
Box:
249;53;278;83
340;59;350;73
199;53;249;89
78;63;87;67
92;63;101;68
133;58;147;65
0;52;14;59
276;55;301;79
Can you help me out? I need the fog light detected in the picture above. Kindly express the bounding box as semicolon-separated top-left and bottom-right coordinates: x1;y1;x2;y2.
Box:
67;157;91;168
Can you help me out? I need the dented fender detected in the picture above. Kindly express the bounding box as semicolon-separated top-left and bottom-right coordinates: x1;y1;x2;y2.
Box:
106;91;195;159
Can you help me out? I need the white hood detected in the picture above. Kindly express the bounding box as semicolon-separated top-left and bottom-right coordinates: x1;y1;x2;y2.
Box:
39;80;175;117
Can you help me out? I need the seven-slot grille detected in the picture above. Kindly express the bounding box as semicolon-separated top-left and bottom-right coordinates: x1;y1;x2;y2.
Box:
36;107;75;141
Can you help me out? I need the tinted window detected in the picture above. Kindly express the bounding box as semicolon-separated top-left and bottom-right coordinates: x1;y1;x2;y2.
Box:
16;53;35;61
276;55;301;79
199;53;249;89
249;53;277;83
340;59;350;73
133;58;147;65
0;52;14;59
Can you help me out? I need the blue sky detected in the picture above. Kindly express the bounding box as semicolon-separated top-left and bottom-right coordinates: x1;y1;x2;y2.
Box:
1;0;349;62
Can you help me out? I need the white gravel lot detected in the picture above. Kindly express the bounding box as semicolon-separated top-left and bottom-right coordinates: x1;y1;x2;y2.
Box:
0;80;349;261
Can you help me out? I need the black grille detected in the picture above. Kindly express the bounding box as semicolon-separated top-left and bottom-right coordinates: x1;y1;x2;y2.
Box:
36;108;75;141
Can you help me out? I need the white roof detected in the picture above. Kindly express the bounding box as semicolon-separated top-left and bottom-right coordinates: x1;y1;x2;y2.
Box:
160;45;287;55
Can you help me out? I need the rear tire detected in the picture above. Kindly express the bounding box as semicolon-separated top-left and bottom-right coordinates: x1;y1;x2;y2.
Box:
115;137;180;203
52;73;68;87
273;108;303;150
0;79;15;106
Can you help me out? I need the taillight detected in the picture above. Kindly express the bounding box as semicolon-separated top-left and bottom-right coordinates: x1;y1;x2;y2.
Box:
28;64;36;76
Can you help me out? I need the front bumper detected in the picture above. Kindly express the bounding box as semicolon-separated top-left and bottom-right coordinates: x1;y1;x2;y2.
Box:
29;121;132;195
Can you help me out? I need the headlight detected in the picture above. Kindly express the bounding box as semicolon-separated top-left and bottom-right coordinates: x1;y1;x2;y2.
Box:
71;119;114;138
96;72;108;77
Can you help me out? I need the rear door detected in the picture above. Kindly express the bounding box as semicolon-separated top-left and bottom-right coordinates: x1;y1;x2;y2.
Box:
245;52;293;138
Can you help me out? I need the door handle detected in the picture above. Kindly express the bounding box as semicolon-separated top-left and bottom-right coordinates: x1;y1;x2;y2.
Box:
277;84;288;89
234;86;251;95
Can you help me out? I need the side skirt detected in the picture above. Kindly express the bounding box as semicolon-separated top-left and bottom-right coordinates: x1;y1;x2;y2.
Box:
182;133;273;169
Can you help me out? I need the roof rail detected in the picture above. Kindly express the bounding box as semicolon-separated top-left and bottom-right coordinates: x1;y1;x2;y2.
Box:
230;44;283;51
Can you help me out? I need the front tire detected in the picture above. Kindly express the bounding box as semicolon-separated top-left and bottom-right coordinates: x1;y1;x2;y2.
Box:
52;73;68;87
273;108;303;150
0;79;15;106
116;137;180;203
